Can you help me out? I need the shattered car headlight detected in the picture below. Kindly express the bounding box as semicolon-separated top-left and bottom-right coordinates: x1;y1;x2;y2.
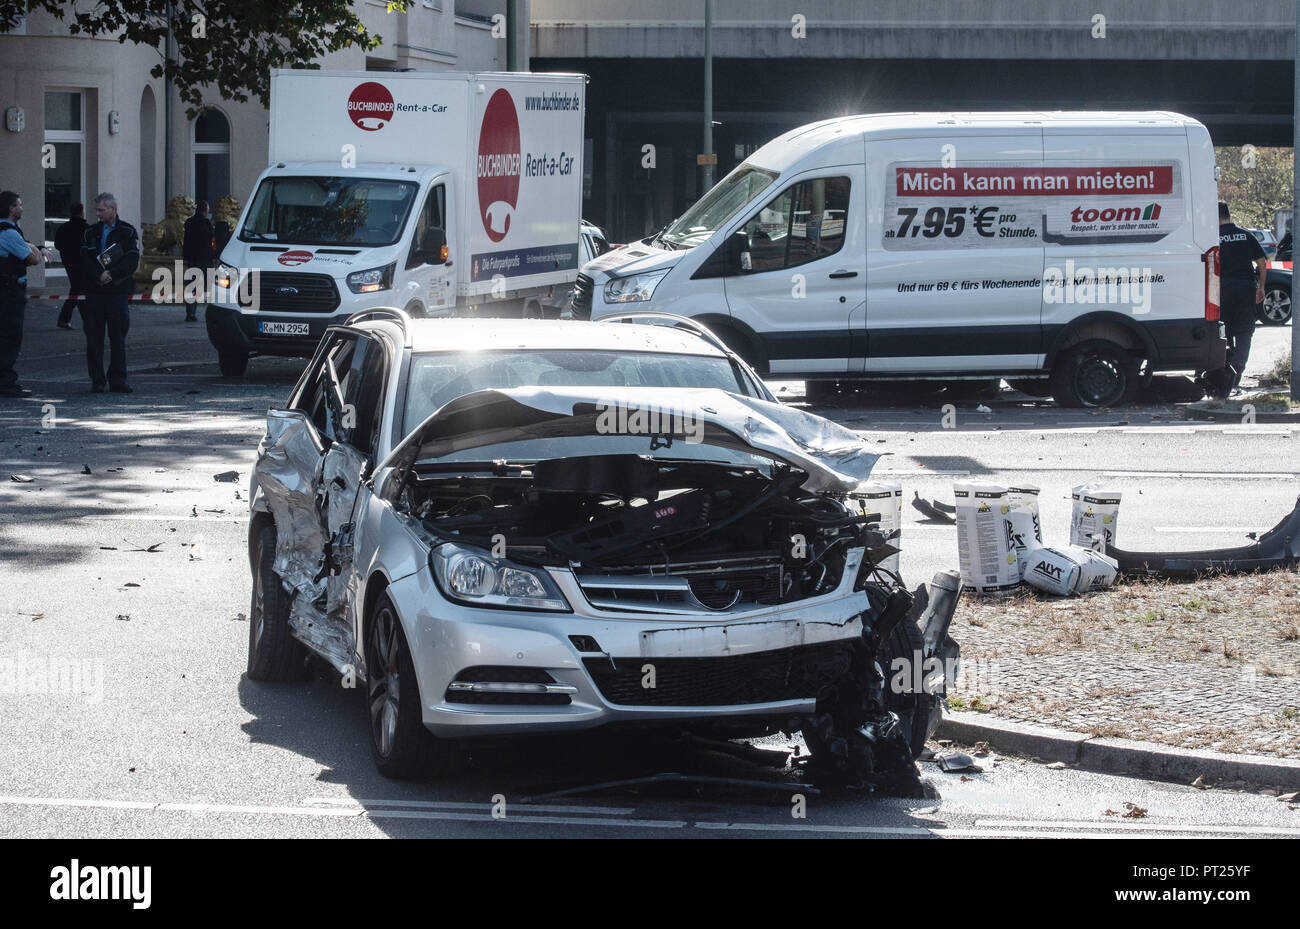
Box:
603;269;668;303
431;544;570;612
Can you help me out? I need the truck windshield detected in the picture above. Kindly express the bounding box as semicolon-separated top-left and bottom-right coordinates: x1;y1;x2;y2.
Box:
239;176;417;246
660;164;778;249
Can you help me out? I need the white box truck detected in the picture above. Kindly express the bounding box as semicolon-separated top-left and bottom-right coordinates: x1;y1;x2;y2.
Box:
207;69;587;376
580;111;1228;407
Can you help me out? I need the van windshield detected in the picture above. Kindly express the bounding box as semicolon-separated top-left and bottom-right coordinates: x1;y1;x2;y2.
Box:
239;176;417;247
660;164;778;249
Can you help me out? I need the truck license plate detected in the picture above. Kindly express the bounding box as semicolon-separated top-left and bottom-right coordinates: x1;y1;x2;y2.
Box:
258;322;310;336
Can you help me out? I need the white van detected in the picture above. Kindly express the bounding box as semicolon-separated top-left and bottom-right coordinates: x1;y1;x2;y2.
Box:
581;112;1227;406
207;70;586;376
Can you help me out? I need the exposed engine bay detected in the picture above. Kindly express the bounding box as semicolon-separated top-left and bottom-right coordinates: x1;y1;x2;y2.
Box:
398;453;889;609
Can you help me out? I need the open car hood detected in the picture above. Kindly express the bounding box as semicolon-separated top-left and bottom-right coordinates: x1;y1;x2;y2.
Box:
380;386;881;493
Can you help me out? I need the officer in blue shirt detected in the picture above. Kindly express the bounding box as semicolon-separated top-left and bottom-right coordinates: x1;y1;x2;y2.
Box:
0;190;45;398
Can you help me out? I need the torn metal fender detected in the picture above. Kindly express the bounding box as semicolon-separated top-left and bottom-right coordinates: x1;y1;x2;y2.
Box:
1107;495;1300;578
255;410;327;599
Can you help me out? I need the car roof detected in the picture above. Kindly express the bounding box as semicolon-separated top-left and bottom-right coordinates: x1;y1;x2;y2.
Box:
362;318;730;357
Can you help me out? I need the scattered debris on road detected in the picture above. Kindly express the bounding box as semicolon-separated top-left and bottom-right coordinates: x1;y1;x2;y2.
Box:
936;750;983;773
213;470;240;483
9;474;34;483
911;491;956;523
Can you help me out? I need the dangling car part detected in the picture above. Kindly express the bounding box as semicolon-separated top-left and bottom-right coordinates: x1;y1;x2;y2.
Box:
1107;496;1300;578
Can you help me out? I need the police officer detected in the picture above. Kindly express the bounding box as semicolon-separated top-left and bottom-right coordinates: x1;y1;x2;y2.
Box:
181;200;214;322
54;203;90;329
0;190;46;398
81;192;141;393
1218;201;1268;391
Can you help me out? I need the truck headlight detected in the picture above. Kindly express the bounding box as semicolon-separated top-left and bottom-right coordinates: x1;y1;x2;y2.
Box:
603;269;668;303
215;263;239;290
431;544;570;612
346;262;395;294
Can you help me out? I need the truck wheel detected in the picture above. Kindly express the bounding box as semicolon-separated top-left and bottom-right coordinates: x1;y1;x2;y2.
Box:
247;523;309;682
218;351;249;378
1050;340;1138;408
365;593;459;779
1258;284;1292;325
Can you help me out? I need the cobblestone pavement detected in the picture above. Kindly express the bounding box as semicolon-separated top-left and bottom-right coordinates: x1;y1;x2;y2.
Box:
946;572;1300;758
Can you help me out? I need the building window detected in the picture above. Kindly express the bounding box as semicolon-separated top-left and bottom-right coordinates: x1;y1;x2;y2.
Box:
43;90;85;247
192;109;231;205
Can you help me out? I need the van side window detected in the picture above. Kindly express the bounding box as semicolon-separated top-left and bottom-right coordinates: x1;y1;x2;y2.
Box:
741;176;850;273
407;184;446;269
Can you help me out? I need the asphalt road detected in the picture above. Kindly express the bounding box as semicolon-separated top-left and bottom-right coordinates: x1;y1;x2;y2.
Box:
0;305;1297;838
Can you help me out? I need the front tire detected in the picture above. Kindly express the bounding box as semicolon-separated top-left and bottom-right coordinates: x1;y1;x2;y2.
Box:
1050;339;1139;408
365;594;456;779
1259;284;1292;325
247;522;309;682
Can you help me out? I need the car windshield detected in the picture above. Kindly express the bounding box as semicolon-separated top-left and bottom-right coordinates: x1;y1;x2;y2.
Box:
401;348;758;460
239;176;417;246
661;164;778;249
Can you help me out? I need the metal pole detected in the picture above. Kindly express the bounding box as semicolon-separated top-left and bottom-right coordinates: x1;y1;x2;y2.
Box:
703;0;714;190
164;2;173;205
1292;0;1299;400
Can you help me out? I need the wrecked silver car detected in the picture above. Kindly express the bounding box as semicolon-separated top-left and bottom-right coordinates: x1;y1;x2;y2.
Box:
245;311;959;793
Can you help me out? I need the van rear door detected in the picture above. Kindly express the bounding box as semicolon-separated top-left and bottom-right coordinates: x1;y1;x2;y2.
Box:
865;130;1045;374
720;167;865;375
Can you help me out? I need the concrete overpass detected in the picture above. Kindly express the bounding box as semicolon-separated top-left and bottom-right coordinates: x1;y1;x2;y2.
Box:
530;0;1296;238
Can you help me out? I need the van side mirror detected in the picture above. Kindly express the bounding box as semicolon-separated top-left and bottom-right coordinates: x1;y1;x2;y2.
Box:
729;230;752;273
416;227;448;266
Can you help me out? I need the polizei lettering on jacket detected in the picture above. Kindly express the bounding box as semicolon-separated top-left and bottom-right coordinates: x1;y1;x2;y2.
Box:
478;151;521;178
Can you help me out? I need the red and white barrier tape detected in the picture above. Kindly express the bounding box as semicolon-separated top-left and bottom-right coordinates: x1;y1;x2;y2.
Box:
26;294;190;303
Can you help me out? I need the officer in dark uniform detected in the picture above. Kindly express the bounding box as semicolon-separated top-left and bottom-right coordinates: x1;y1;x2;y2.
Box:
1217;201;1268;390
54;203;90;329
0;190;45;398
81;192;141;393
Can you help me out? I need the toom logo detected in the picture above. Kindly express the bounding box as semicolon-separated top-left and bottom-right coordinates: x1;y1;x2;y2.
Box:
347;82;395;132
477;89;521;243
278;250;313;267
1070;203;1161;224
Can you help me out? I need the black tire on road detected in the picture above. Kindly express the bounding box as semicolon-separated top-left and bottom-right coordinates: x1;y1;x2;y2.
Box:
218;351;249;378
1258;284;1292;326
247;522;309;682
366;593;457;779
1050;339;1139;408
880;616;934;760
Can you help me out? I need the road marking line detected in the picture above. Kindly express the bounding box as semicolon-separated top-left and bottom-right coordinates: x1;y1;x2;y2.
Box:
0;795;156;811
694;821;929;835
365;809;687;828
975;819;1300;836
1152;527;1263;533
303;796;636;816
874;469;971;476
155;802;363;817
1103;470;1297;479
79;515;246;522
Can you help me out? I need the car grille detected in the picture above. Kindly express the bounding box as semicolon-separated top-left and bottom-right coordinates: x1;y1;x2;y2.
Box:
582;641;855;707
240;271;340;314
570;272;594;319
576;555;787;614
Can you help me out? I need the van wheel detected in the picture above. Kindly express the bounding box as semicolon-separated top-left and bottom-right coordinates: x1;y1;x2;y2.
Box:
247;523;309;682
218;351;249;378
1050;340;1138;408
365;594;459;779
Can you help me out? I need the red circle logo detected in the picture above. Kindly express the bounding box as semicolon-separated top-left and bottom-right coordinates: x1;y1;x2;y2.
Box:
347;82;395;132
477;89;521;244
278;250;313;266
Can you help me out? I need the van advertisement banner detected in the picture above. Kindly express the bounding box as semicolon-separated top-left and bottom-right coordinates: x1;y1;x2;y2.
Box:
883;161;1183;250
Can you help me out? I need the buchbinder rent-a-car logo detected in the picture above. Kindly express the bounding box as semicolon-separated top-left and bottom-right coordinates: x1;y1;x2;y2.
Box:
477;89;521;243
278;250;313;266
348;82;395;132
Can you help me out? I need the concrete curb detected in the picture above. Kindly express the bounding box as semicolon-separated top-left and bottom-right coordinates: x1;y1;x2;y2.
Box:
1180;404;1300;424
935;710;1300;788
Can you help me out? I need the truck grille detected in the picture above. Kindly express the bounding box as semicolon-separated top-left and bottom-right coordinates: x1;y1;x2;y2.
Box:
570;273;594;319
583;641;855;707
240;271;340;314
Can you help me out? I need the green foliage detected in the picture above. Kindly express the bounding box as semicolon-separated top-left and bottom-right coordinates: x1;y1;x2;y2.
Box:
0;1;410;116
1214;146;1294;230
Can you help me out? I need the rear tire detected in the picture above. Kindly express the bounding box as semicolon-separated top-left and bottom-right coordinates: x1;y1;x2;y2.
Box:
1050;339;1139;408
218;351;249;378
365;594;457;779
247;523;309;682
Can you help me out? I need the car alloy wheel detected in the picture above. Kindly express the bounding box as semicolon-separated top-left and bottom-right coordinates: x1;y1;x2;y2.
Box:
367;602;402;760
1262;288;1292;325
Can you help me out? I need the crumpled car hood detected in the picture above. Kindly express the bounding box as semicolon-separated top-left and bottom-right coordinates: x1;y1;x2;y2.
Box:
380;386;880;493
